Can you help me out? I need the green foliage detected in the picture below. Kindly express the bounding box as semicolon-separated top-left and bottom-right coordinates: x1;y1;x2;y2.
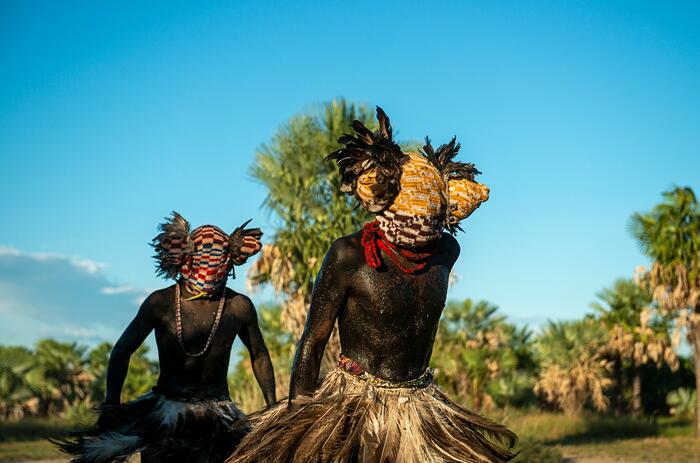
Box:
534;319;612;414
667;388;696;418
0;339;157;420
85;342;112;402
592;278;678;415
122;344;158;402
534;319;606;370
0;440;64;460
629;186;700;316
249;98;374;298
630;186;700;433
431;299;535;410
592;278;653;327
229;304;295;413
631;186;700;268
26;339;89;415
0;346;36;419
512;439;562;463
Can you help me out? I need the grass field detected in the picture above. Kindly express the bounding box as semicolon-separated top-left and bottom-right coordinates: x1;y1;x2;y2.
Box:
0;412;697;462
0;441;62;462
504;411;699;463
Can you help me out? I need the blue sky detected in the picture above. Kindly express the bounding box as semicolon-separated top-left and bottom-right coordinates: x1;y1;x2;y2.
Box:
1;0;699;347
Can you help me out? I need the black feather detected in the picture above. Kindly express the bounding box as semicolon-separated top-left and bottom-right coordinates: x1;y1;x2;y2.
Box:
420;136;481;181
325;106;408;212
151;212;193;279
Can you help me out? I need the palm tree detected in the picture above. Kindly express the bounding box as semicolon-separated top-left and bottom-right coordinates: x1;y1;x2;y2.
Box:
32;339;91;415
121;345;158;402
0;346;37;419
592;278;678;416
534;319;612;415
247;99;374;368
431;299;519;411
86;342;112;403
630;186;700;433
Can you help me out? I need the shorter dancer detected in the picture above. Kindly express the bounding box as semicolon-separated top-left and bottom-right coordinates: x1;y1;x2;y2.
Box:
56;213;275;463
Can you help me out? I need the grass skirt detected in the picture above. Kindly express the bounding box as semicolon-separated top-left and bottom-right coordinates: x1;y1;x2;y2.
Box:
228;368;516;463
54;392;248;463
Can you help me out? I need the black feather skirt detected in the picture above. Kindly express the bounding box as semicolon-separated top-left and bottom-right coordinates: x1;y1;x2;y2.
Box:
54;392;249;463
227;368;517;463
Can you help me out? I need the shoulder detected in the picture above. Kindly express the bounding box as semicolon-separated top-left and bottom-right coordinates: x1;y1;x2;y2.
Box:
326;232;364;267
224;289;257;324
138;286;173;318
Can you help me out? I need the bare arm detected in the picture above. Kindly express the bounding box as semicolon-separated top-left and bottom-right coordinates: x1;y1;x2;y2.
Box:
288;239;354;404
237;297;277;407
104;293;158;404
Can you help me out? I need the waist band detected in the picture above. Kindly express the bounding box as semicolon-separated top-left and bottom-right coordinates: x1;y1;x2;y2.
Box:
151;386;231;403
337;354;432;389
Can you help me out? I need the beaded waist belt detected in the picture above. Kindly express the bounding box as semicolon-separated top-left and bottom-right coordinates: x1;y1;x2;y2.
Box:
337;354;432;389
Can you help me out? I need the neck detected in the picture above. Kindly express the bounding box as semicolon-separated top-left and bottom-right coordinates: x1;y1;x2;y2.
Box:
361;221;435;274
179;280;226;300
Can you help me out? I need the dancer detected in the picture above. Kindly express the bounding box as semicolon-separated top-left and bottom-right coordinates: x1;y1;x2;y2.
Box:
56;213;275;463
229;107;516;463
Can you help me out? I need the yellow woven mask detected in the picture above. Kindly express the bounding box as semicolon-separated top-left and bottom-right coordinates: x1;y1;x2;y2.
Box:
327;107;489;247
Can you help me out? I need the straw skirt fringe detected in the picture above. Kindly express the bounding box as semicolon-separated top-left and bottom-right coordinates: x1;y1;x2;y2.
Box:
228;368;516;463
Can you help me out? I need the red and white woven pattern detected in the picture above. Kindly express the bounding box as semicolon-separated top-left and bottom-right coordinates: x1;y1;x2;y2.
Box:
376;210;442;248
180;225;232;296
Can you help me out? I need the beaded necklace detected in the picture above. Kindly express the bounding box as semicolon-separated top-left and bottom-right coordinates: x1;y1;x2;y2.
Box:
175;283;225;358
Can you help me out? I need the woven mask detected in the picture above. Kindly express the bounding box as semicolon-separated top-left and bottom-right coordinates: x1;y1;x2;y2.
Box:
152;212;262;299
327;107;489;248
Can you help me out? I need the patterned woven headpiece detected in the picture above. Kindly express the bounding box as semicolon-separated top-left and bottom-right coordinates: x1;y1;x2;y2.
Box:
326;107;489;248
152;212;263;298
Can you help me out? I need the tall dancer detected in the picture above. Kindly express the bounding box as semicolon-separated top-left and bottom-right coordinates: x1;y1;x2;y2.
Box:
229;108;516;463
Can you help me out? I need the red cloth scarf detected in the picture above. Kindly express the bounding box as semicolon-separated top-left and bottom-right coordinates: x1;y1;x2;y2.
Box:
361;221;434;274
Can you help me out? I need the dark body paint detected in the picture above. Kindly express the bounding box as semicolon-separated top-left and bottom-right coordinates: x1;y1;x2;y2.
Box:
105;284;276;406
289;231;459;401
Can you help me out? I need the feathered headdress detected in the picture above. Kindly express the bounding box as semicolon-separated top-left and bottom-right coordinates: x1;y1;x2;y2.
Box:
420;137;487;231
151;212;263;297
325;107;409;212
327;107;489;247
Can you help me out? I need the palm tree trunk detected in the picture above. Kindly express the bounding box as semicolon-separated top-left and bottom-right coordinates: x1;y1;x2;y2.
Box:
472;378;481;411
692;322;700;437
632;367;642;417
613;356;623;416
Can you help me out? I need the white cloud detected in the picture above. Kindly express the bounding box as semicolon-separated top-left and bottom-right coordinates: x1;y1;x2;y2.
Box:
0;246;106;274
101;285;140;295
0;246;21;256
101;285;152;308
0;246;149;347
